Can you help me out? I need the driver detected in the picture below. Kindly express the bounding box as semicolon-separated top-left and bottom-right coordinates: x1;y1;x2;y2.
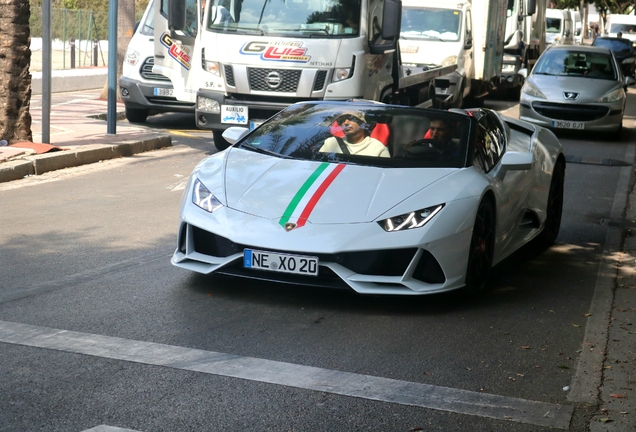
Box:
398;117;459;160
320;111;390;157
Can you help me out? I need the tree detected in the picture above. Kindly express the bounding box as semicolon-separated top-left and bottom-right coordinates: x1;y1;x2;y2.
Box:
0;0;32;144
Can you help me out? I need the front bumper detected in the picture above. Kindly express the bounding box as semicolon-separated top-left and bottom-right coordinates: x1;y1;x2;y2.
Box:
119;76;195;113
519;95;624;132
172;199;474;296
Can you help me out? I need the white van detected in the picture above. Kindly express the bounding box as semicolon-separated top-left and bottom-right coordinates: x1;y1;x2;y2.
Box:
546;9;574;46
118;0;195;123
607;14;636;45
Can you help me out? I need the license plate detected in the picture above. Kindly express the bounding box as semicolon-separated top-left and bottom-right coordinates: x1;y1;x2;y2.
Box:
244;249;319;276
552;120;584;130
221;105;248;125
153;87;173;96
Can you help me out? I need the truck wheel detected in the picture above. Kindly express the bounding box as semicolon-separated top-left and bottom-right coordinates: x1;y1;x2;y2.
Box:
213;130;231;151
125;107;149;123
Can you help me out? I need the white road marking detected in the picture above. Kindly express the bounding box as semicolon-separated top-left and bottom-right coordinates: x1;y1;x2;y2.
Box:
81;426;143;432
82;425;140;432
0;320;573;429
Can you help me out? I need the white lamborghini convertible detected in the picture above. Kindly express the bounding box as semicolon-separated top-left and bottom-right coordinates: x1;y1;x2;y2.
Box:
172;101;565;296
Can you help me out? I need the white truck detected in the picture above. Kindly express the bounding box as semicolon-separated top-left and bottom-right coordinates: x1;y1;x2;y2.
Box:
398;0;508;108
498;0;545;97
153;0;456;150
607;14;636;44
545;9;574;46
119;0;195;123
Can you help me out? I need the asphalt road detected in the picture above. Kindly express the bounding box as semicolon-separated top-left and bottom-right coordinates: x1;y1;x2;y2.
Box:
0;91;634;431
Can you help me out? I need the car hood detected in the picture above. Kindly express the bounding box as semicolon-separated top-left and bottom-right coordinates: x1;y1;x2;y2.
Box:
219;148;456;224
529;75;621;103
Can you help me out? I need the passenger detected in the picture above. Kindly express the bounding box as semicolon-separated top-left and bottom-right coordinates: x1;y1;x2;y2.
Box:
586;61;609;78
320;112;390;157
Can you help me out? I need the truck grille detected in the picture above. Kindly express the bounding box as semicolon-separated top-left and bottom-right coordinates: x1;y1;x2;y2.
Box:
224;65;235;87
140;57;170;82
313;70;327;91
248;68;301;92
532;102;609;121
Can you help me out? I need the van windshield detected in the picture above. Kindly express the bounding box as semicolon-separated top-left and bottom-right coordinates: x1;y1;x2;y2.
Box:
546;18;562;34
400;7;461;41
139;0;155;36
205;0;361;37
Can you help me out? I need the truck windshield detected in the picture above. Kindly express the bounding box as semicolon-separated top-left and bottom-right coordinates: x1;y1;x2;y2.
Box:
400;8;461;41
236;102;472;169
205;0;361;37
546;18;562;33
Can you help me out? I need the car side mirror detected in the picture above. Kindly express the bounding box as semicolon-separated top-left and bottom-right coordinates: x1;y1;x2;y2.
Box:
518;68;528;79
626;76;636;86
222;127;250;145
464;35;473;49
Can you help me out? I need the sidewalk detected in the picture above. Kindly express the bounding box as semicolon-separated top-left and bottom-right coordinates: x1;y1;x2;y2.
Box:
0;90;171;183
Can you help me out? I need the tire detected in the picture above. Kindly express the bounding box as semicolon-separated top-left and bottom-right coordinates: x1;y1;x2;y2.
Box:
125;107;149;123
213;130;231;151
462;199;496;297
534;160;565;248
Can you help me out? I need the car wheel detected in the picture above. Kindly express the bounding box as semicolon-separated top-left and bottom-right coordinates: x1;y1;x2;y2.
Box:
125;107;149;123
463;199;495;296
534;160;565;248
213;130;231;151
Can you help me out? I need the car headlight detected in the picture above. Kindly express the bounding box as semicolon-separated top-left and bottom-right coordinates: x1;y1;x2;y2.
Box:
441;55;458;67
378;204;444;232
192;179;223;213
596;88;625;103
521;81;546;99
622;57;636;64
333;68;352;82
124;49;140;66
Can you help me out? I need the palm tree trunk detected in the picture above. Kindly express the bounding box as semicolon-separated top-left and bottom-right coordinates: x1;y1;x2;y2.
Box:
0;0;32;144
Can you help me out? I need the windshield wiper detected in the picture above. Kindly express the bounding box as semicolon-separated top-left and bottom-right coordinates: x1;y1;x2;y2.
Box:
218;26;265;35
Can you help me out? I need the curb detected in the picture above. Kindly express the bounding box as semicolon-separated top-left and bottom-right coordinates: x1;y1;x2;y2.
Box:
0;135;171;183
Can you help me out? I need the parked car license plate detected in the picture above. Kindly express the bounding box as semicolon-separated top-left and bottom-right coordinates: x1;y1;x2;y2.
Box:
153;88;173;96
221;105;248;125
244;249;319;276
552;120;584;130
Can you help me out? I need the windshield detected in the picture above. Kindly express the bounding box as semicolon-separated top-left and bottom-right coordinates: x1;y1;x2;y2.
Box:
400;7;461;41
205;0;360;36
546;17;562;34
594;38;632;53
534;50;617;80
236;102;472;168
611;23;636;34
139;0;155;36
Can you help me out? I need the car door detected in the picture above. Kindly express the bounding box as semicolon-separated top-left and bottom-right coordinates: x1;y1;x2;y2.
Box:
153;0;200;103
476;110;533;260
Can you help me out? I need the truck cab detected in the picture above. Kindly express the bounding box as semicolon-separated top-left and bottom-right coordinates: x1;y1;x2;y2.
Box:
399;0;473;108
607;14;636;46
119;0;195;123
546;9;574;46
499;0;544;96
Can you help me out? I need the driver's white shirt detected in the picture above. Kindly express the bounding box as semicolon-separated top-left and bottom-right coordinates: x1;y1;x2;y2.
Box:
320;136;390;157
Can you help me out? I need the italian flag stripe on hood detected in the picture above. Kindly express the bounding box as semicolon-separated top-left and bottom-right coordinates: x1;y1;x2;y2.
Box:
279;162;346;228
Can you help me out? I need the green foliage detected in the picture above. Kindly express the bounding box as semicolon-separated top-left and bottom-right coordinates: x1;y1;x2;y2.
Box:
30;6;110;40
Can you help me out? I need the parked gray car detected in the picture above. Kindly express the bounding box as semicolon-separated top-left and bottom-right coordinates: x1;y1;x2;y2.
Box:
518;45;634;139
